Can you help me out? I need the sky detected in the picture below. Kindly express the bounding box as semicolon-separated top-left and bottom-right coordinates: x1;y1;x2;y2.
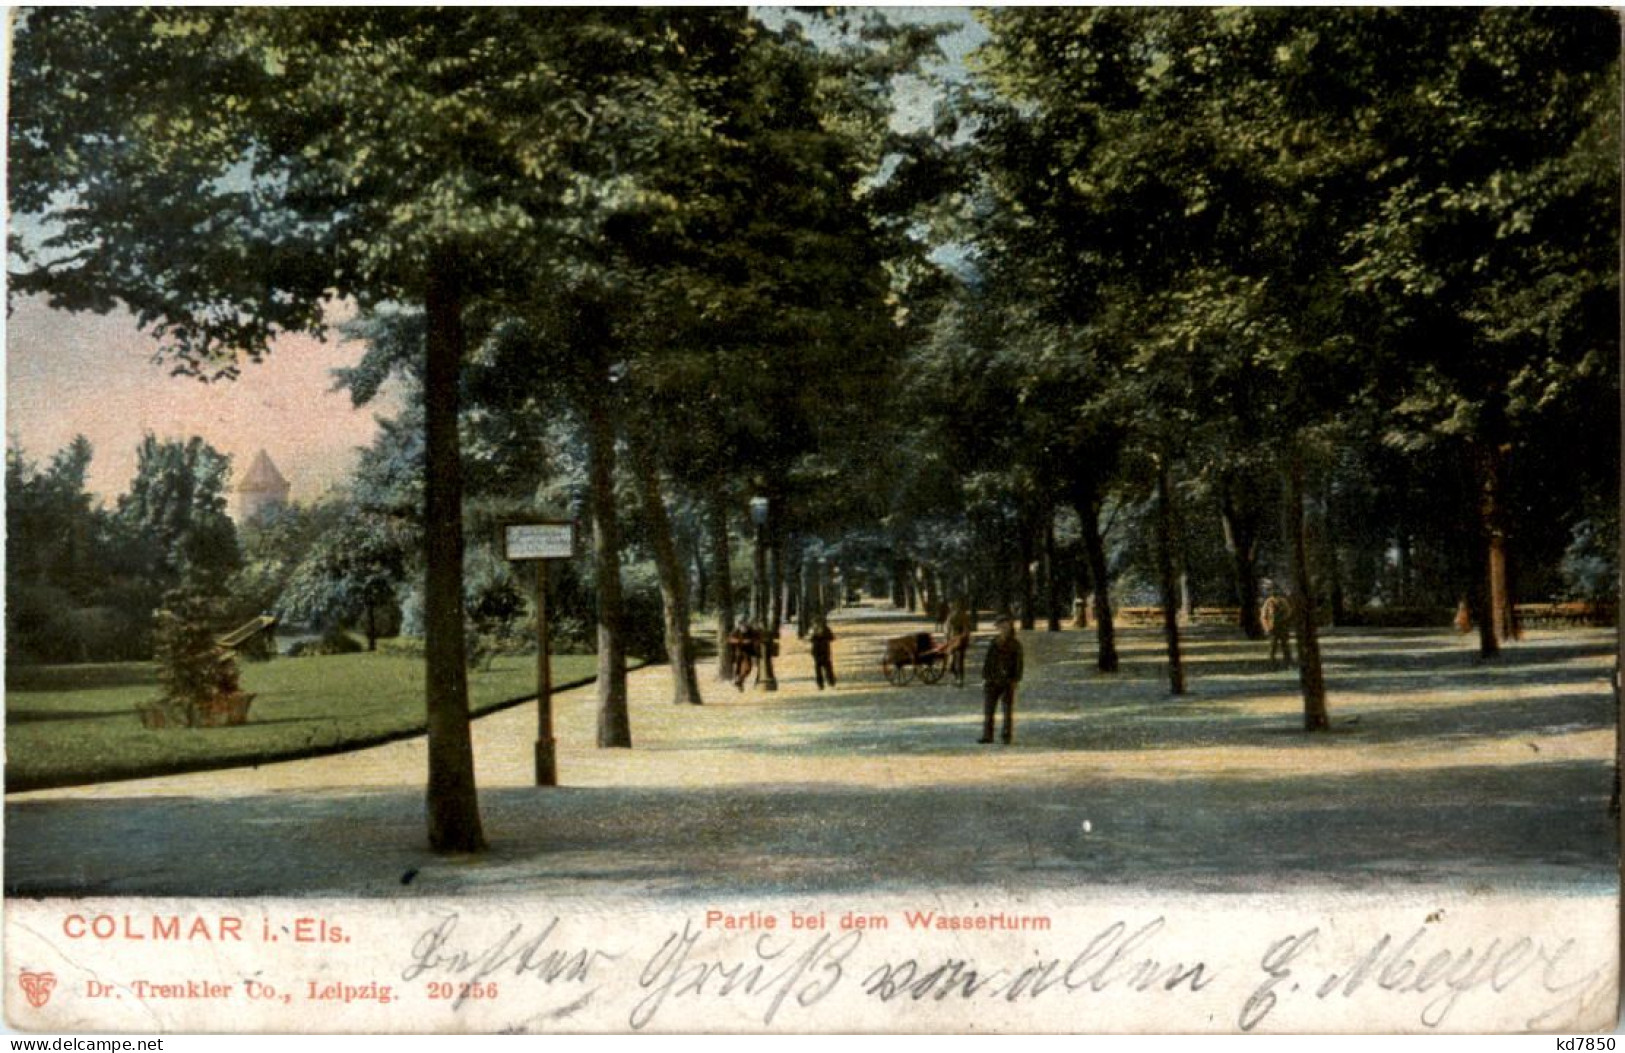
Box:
4;7;987;508
6;296;391;505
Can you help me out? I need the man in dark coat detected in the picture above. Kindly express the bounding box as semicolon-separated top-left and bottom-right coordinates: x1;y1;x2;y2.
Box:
979;614;1023;744
729;623;760;691
946;601;973;686
1261;584;1293;668
810;617;836;690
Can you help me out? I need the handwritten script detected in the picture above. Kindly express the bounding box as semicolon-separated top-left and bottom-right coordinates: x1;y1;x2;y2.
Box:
402;913;622;1010
1242;925;1613;1032
386;912;1610;1030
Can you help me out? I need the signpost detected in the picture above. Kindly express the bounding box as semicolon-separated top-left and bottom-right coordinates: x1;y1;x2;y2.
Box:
502;521;575;786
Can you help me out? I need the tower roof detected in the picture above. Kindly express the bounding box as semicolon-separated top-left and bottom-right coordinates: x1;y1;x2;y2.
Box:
236;450;290;494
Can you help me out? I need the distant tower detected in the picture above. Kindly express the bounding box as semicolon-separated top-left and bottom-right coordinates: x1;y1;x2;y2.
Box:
233;450;291;524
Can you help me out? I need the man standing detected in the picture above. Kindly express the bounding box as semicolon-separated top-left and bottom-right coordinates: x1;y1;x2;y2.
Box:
979;614;1023;744
947;601;972;686
1261;584;1293;668
810;617;837;690
729;623;760;691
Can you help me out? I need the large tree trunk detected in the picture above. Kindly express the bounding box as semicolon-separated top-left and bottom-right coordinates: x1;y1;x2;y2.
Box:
1322;480;1348;627
920;565;938;624
585;376;631;747
1220;484;1264;639
753;517;778;690
1154;454;1186;696
770;535;785;631
996;536;1015;618
631;445;702;706
753;523;768;625
1501;546;1520;641
1475;444;1506;659
797;554;813;639
707;480;735;681
1019;517;1037;630
1284;449;1330;731
422;261;485;853
686;520;705;618
1072;479;1119;673
1393;527;1410;606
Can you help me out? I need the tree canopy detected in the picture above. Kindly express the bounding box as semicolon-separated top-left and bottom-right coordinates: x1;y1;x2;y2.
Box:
9;8;1616;843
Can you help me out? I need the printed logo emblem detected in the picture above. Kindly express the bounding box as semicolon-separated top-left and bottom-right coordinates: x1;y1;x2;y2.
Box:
19;971;56;1008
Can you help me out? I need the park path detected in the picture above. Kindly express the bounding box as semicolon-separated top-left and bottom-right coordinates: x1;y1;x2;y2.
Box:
10;605;972;800
14;605;1612;800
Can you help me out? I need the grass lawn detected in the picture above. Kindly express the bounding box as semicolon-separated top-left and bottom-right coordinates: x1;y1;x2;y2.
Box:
5;651;624;791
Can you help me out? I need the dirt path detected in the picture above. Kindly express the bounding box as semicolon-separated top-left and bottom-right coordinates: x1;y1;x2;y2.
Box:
6;607;1615;899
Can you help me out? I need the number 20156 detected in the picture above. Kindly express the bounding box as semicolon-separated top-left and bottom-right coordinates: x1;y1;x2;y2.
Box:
427;982;498;1000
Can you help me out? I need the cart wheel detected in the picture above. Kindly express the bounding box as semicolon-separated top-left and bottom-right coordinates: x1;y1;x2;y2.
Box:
885;660;916;686
919;660;947;685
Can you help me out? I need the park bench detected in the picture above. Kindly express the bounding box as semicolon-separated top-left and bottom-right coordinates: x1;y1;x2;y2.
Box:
1514;602;1616;629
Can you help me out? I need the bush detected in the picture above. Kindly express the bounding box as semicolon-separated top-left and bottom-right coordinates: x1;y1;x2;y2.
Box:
287;626;365;657
141;590;252;729
549;615;594;655
1561;518;1618;603
8;583;81;664
6;586;153;665
1338;606;1454;628
375;636;425;658
621;581;667;661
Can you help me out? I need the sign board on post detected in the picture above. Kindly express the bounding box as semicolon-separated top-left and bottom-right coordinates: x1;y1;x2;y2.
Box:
500;520;575;787
503;521;575;562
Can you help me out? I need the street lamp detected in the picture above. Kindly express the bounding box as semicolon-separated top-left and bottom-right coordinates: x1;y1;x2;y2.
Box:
750;495;777;691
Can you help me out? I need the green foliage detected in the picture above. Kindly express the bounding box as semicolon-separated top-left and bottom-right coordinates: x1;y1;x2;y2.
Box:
959;7;1618;624
118;434;241;589
6;434;248;664
462;544;527;669
1560;507;1619;604
144;590;244;728
276;508;409;642
286;627;365;658
228;502;339;621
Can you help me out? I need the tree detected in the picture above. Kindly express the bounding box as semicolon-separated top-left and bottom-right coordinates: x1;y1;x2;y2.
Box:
118;434;241;591
229;501;334;623
1342;8;1620;655
278;512;409;651
10;9;718;849
7;435;100;597
145;588;248;729
5;436;136;664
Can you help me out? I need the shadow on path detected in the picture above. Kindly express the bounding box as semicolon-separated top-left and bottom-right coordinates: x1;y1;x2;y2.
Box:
6;612;1613;902
6;759;1614;899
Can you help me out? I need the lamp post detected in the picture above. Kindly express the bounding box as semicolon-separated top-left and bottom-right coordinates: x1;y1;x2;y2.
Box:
750;495;778;691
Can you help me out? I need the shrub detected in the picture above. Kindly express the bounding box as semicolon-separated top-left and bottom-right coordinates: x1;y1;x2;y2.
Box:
287;626;364;657
376;635;426;658
142;590;252;729
621;581;667;661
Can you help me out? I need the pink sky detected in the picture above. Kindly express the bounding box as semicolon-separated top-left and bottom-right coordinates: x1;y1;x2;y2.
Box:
6;296;396;506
